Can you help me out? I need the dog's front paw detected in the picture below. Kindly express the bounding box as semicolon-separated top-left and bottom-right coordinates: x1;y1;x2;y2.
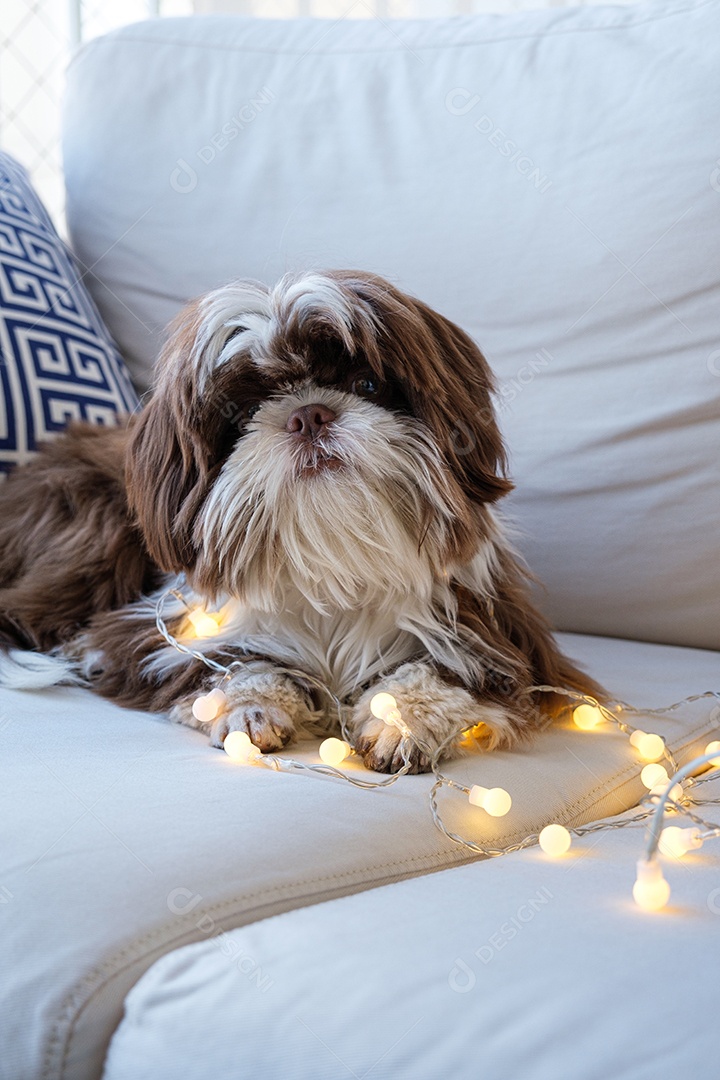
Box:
351;662;520;775
354;716;432;774
169;668;319;755
209;699;295;753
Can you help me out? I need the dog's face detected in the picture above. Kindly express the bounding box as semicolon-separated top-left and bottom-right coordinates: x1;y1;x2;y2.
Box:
128;271;512;610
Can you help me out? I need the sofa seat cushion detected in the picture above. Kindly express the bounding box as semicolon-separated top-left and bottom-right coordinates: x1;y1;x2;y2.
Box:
1;632;719;1079
102;786;720;1080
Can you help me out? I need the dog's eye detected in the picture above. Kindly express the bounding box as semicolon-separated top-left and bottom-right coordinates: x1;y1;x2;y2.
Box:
225;325;247;344
351;375;380;399
243;402;261;422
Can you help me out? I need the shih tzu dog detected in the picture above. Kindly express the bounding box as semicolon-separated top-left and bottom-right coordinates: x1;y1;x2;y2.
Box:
0;270;599;772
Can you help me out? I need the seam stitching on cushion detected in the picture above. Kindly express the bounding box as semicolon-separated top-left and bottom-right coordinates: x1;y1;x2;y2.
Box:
43;846;465;1080
56;858;472;1078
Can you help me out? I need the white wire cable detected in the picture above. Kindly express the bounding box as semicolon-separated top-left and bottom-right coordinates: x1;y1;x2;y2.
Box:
155;584;720;859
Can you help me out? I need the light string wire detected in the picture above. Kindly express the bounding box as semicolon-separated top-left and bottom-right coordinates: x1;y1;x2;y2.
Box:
644;751;720;862
156;588;413;788
155;586;720;867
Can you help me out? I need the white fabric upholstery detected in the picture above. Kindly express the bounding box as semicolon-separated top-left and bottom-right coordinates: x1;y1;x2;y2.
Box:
101;793;720;1080
1;633;719;1080
63;0;720;650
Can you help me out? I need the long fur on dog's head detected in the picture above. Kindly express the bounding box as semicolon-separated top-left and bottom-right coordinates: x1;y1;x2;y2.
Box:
127;270;513;612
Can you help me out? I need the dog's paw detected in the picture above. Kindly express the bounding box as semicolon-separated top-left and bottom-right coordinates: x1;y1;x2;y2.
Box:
351;662;521;774
169;668;318;755
208;699;295;753
354;716;432;774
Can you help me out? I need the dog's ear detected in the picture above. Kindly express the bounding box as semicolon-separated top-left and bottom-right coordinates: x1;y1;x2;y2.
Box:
400;299;513;505
335;273;513;506
126;301;214;572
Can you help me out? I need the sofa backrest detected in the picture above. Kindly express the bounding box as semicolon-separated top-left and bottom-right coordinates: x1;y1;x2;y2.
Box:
63;0;720;651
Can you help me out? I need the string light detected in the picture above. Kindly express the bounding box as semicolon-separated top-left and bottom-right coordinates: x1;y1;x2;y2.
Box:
187;608;222;638
224;730;262;763
370;692;402;726
538;823;572;856
633;748;720;912
705;740;720;766
154;584;720;901
659;826;703;859
192;687;227;723
319;738;352;767
468;785;512;817
572;704;603;730
633;859;671;911
641;763;669;790
629;730;665;762
650;781;682;801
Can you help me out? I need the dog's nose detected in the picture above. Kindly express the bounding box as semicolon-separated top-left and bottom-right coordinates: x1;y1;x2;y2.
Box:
285;403;336;440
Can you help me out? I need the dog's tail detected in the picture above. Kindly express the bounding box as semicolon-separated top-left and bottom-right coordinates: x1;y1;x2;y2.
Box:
0;649;79;690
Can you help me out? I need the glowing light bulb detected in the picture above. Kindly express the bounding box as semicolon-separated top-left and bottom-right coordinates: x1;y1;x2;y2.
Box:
188;608;221;638
191;687;227;724
224;730;262;763
370;693;398;722
538;823;572;856
468;785;512;817
659;826;703;859
633;859;670;911
705;741;720;766
641;763;669;790
319;738;351;767
629;730;665;762
650;781;682;802
573;704;603;731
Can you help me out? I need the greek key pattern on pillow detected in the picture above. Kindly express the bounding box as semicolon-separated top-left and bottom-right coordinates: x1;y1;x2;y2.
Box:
0;153;138;479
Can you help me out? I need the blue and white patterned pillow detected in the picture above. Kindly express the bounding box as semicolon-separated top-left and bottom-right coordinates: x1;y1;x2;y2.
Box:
0;152;139;479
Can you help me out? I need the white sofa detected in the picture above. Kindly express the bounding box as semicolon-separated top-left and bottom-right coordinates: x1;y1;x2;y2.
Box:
2;2;720;1077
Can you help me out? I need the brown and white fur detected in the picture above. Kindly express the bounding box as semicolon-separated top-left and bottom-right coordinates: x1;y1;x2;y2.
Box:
0;270;600;772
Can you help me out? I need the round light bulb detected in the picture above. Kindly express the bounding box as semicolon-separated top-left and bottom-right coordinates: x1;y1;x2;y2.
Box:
641;763;669;790
370;693;398;722
633;859;670;911
468;785;512;817
191;687;227;724
319;738;351;767
573;704;603;731
659;826;703;859
650;781;682;802
188;609;221;638
651;781;686;807
705;740;720;766
224;730;261;763
483;787;512;817
629;730;665;762
538;823;572;856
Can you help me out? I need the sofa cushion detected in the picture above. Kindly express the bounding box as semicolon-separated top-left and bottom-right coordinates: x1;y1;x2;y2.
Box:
101;787;720;1080
1;632;719;1080
62;0;720;650
0;153;138;479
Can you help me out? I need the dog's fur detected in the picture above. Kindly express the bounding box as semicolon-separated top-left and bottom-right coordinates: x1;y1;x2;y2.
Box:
0;270;601;771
